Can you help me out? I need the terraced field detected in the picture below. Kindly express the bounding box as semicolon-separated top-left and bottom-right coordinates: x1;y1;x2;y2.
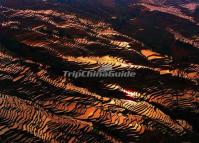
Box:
0;0;199;143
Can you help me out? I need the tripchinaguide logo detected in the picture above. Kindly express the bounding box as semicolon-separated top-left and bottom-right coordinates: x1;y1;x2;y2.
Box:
63;65;136;78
